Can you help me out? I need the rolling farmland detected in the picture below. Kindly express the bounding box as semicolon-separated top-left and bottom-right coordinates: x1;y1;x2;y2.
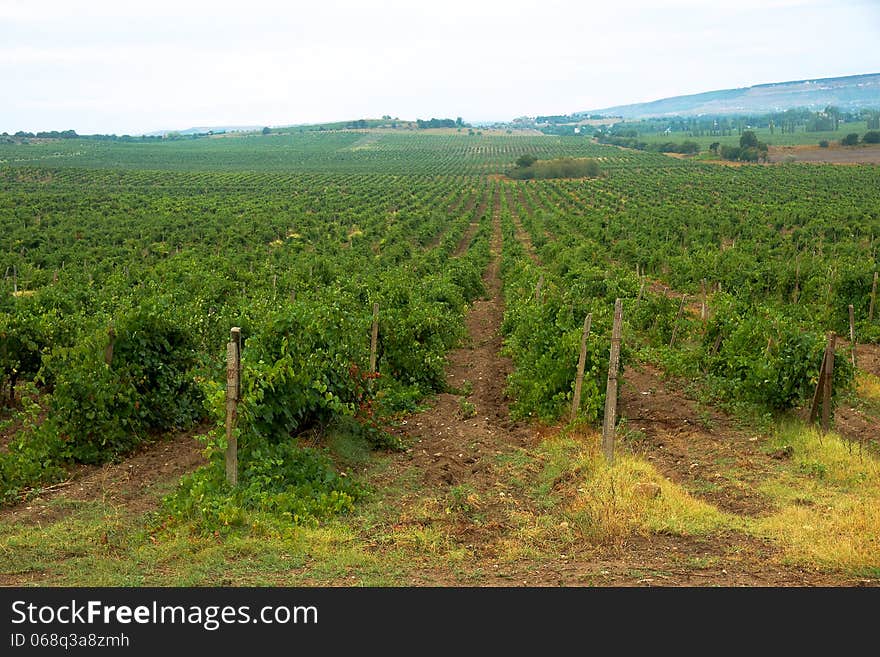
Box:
1;130;879;586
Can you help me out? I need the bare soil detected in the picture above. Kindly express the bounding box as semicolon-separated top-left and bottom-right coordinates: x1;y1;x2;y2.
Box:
768;144;880;165
827;340;880;450
0;425;208;526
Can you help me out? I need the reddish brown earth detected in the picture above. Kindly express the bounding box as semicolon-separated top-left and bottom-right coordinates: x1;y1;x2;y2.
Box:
829;340;880;450
0;425;208;526
768;144;880;165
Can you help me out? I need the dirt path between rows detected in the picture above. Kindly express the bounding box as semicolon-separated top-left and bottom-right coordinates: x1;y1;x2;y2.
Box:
381;192;538;558
365;198;867;586
451;183;490;257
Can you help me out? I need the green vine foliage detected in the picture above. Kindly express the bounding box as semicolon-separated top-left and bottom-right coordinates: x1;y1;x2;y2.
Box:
701;295;854;409
46;300;204;463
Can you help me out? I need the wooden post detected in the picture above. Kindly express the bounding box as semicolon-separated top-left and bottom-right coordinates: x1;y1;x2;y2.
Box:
809;344;829;425
668;295;687;348
570;313;593;422
700;279;707;322
848;304;856;368
602;299;623;465
104;326;115;366
272;274;277;300
822;333;836;432
534;274;544;302
793;259;800;304
226;327;241;487
369;302;379;376
870;271;878;323
634;279;645;313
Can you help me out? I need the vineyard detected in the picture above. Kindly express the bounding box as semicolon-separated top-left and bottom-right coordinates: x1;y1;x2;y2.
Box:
1;130;879;586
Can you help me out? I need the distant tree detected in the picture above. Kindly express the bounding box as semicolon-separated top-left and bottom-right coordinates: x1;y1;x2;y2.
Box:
824;105;840;131
455;117;464;127
720;145;741;160
819;140;829;148
740;130;759;149
709;141;720;154
841;133;860;146
516;154;538;168
262;126;271;135
862;130;880;144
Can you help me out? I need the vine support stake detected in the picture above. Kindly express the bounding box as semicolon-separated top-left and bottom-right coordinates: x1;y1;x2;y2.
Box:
602;299;623;465
809;332;836;430
226;327;241;487
848;304;856;368
821;333;836;433
104;326;115;366
700;279;707;322
534;274;544;302
570;313;593;423
869;271;877;323
809;341;828;425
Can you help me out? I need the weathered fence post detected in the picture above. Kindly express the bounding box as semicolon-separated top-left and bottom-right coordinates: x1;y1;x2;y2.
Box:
700;279;707;322
848;304;856;368
570;313;593;422
226;327;241;487
104;326;115;366
809;332;836;430
668;295;687;348
534;274;544;302
602;299;623;465
870;271;878;323
821;333;836;432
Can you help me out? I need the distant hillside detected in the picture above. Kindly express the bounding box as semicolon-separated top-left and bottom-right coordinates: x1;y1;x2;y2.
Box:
144;125;262;136
582;73;880;119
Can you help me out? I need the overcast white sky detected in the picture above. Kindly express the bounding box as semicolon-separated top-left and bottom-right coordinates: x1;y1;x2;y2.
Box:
2;0;879;135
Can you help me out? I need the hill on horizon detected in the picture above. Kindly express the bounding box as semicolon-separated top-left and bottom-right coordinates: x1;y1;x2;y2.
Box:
581;73;880;119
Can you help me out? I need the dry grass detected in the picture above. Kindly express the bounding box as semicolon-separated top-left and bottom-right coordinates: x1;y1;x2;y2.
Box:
856;372;880;404
752;422;880;571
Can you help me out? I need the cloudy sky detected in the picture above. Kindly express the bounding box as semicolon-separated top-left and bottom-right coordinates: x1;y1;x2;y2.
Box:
2;0;879;135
